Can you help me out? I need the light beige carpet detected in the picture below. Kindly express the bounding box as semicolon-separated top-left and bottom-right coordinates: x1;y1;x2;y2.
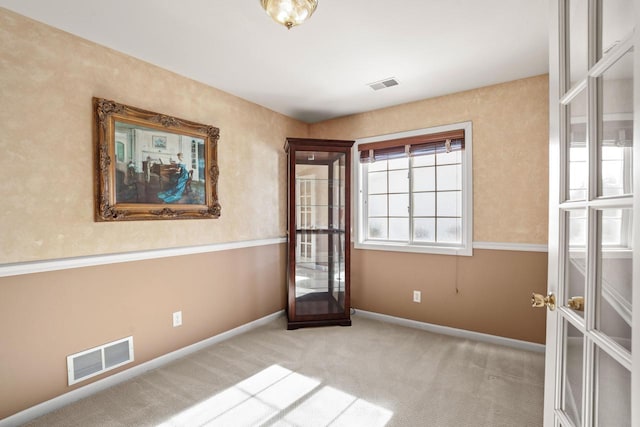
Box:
26;315;544;426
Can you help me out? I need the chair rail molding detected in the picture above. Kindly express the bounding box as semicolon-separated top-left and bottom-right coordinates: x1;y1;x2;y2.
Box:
0;237;287;278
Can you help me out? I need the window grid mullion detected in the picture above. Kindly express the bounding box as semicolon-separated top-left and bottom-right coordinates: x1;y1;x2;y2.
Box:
409;157;414;244
434;155;439;242
386;162;390;239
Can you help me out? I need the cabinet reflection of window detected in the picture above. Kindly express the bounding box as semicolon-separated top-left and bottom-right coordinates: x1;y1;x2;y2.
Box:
297;177;315;262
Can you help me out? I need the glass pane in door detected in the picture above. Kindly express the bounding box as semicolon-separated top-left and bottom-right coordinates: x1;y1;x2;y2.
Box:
568;0;588;88
598;49;634;197
567;210;587;317
562;320;584;426
595;346;631;426
601;0;633;60
568;89;588;201
597;208;632;352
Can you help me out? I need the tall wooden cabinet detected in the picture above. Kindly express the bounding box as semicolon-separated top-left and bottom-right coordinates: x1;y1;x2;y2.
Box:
284;138;354;329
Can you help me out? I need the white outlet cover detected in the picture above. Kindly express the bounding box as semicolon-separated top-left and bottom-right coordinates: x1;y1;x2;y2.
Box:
413;291;421;303
173;311;182;327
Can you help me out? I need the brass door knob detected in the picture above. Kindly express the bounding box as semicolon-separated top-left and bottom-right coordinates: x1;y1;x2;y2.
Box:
531;293;556;311
568;296;584;311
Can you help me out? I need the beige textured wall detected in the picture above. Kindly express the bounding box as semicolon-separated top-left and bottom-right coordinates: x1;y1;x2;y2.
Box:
310;76;550;345
0;244;286;419
352;248;548;344
310;75;550;244
0;8;307;264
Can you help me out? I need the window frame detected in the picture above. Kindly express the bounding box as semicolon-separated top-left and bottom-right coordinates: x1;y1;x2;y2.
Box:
354;121;473;256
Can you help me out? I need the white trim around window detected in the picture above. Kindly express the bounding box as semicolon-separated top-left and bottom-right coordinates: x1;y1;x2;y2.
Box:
353;121;473;256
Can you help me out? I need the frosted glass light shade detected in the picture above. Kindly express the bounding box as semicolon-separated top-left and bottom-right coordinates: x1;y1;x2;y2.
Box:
260;0;318;29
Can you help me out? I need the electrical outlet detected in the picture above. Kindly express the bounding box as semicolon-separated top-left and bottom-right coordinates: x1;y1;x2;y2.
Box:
413;290;421;303
172;311;182;327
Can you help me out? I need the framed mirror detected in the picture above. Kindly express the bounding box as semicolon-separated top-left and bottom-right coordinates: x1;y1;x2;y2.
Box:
94;98;221;221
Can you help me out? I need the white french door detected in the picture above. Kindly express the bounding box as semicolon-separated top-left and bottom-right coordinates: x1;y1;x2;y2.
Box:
545;0;639;426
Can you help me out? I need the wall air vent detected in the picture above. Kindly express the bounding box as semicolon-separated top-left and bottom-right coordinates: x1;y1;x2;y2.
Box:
368;77;399;91
67;336;134;385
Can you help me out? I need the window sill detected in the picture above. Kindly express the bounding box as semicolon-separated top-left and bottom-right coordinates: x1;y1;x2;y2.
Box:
354;241;472;256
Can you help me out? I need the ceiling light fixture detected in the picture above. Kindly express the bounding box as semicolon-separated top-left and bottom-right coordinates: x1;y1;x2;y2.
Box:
260;0;318;30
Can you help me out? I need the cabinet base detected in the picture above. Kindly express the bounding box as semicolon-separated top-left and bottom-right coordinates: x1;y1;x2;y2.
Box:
287;318;351;330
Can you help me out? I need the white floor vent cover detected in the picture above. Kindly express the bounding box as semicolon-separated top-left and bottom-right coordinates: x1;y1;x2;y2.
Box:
67;336;134;385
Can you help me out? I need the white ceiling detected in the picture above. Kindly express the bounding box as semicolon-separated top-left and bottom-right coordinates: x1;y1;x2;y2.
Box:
0;0;549;123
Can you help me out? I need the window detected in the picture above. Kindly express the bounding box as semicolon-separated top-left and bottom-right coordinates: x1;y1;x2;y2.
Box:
355;122;473;256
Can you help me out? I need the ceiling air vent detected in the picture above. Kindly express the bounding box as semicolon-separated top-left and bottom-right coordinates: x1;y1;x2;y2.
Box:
368;77;399;91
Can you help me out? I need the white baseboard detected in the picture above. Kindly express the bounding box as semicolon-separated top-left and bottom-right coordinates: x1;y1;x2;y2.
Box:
354;309;545;353
0;310;285;427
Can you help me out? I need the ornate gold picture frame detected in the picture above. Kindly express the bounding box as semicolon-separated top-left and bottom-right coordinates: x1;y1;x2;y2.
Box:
94;98;221;221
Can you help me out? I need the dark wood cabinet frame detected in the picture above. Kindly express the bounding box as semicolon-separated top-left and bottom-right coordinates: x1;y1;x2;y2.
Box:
285;138;354;329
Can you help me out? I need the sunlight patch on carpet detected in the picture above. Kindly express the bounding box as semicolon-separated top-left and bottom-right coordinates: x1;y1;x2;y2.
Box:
157;364;393;426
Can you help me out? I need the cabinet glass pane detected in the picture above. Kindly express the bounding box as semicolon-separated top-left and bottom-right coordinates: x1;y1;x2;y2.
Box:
567;0;588;88
601;0;633;60
561;320;584;426
595;346;631;426
567;90;587;201
295;232;345;315
331;232;346;305
598;50;633;197
566;210;587;318
597;209;632;352
331;156;346;231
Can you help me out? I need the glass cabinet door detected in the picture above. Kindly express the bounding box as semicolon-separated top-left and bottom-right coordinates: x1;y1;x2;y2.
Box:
285;139;354;329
